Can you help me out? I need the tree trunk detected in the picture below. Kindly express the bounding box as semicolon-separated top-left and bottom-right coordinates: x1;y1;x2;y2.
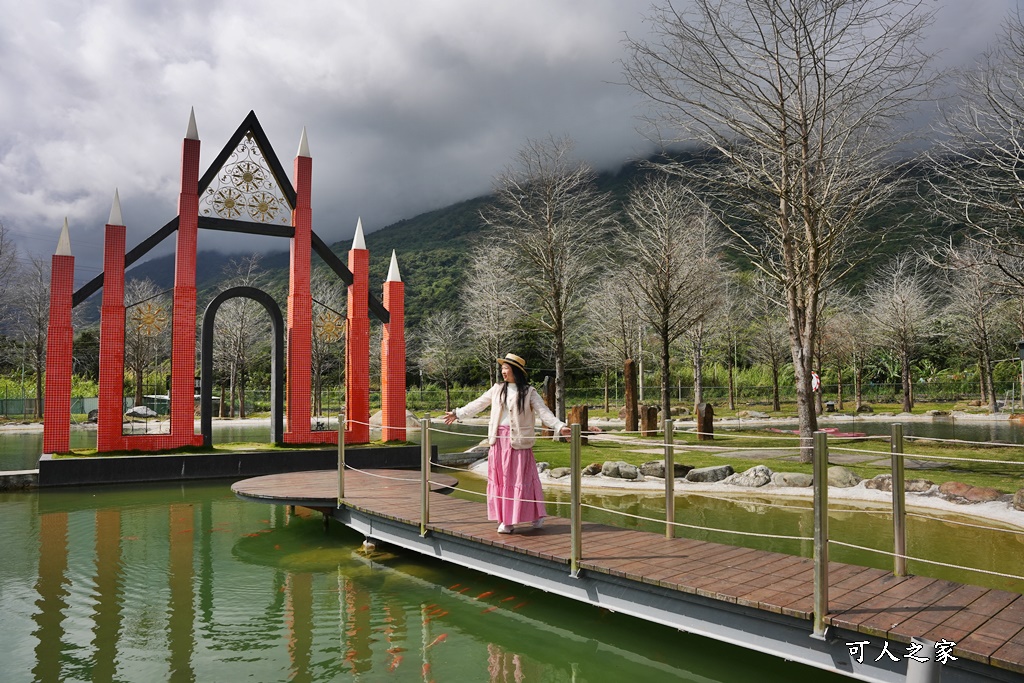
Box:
727;346;736;411
555;330;566;421
691;340;704;412
984;353;998;413
603;367;609;413
854;357;863;412
624;358;638;432
661;334;672;423
901;350;913;413
771;363;781;412
835;362;844;411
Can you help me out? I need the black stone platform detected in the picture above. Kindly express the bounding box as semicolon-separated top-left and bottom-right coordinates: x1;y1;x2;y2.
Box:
37;445;435;487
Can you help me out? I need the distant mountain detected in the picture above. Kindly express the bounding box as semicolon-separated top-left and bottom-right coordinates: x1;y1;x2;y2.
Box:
72;154;954;331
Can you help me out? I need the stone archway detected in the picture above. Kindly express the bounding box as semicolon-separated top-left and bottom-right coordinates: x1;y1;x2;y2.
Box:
200;286;284;447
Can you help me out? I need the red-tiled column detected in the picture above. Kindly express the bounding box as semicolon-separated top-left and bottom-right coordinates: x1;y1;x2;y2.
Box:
285;130;313;444
97;221;126;452
381;251;406;442
346;224;370;444
171;112;202;446
43;226;74;454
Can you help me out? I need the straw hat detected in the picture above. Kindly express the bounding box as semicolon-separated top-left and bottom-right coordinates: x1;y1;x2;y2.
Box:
496;353;527;374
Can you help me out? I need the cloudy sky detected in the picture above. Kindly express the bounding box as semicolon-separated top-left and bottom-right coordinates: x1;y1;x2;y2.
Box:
0;0;1017;282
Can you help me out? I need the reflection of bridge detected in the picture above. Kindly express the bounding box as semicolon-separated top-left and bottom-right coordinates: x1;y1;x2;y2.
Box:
234;462;1024;683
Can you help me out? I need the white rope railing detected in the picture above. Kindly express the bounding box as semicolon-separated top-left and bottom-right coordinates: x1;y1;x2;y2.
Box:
905;511;1024;536
579;502;812;542
828;539;1024;583
333;419;1024;595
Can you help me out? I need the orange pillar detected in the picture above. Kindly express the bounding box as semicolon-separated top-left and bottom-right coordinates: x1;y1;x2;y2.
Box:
345;220;370;444
97;204;126;453
43;220;75;453
286;129;313;443
381;251;406;442
171;109;202;446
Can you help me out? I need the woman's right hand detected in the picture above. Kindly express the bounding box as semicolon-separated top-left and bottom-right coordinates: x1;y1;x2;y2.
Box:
443;410;458;424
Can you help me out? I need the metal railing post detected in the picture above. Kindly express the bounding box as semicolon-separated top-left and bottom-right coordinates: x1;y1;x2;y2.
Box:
891;423;907;577
337;415;345;506
420;415;430;537
664;418;675;539
570;423;582;577
812;430;830;640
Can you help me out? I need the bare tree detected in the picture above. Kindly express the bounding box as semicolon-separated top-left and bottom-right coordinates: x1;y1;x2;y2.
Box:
124;278;170;407
419;310;468;412
937;247;1014;412
462;245;523;385
0;220;19;329
929;10;1024;287
817;291;860;412
746;275;790;412
584;272;640;412
212;254;269;418
10;256;50;417
482;135;615;419
865;256;935;412
311;268;347;416
624;0;935;457
708;278;749;411
620;177;725;420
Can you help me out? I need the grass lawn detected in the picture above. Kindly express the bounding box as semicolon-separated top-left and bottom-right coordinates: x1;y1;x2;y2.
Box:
529;429;1024;495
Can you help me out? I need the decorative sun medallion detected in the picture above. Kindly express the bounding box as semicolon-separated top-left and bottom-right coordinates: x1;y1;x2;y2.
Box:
130;303;168;337
315;311;344;343
248;191;282;223
231;161;264;192
200;133;291;225
212;187;245;219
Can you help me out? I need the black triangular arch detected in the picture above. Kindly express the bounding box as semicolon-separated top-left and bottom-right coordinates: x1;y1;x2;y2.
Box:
197;110;298;209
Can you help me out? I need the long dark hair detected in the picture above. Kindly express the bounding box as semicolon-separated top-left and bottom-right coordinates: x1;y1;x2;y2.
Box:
499;363;530;413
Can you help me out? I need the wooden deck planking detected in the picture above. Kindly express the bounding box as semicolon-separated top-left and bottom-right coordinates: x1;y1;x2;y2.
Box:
232;469;1024;674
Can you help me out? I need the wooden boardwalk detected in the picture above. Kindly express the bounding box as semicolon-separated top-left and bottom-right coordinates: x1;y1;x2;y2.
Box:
233;469;1024;682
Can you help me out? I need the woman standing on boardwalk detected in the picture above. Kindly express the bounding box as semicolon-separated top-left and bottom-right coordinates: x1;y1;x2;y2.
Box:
444;353;570;534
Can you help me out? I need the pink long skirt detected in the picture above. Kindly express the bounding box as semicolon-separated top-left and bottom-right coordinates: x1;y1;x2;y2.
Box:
487;425;546;525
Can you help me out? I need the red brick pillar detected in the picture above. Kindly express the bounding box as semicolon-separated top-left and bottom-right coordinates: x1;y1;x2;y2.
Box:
285;129;314;444
170;111;202;446
346;221;370;444
97;219;126;453
43;222;75;454
381;251;406;442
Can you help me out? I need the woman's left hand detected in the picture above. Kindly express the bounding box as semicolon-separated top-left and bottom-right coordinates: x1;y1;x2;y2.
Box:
559;426;571;437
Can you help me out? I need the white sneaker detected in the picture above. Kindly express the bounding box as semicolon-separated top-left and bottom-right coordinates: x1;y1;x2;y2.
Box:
497;523;514;534
532;518;544;529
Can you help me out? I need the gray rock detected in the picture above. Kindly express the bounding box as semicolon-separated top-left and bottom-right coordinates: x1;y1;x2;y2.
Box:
770;472;813;487
865;474;934;493
736;410;770;419
1014;489;1024;512
640;460;665;478
827;466;862;488
618;463;640;480
601;461;622;477
939;481;1001;503
724;465;772;487
548;467;570;479
639;461;693;478
582;462;602;476
536;461;550;473
864;474;891;491
906;479;935;493
685;465;735;483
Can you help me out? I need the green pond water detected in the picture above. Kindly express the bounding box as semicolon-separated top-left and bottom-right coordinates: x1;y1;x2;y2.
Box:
1;479;858;683
2;422;1024;680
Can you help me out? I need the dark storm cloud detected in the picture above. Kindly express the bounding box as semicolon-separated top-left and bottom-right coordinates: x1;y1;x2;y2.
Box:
0;0;1017;277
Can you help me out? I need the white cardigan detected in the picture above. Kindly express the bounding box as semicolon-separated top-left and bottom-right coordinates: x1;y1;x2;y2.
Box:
455;383;567;449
